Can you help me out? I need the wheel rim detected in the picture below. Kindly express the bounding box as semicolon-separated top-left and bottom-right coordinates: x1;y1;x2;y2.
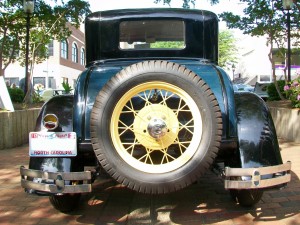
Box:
111;81;203;173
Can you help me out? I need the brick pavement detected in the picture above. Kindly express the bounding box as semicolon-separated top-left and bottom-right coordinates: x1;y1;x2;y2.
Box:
0;139;299;225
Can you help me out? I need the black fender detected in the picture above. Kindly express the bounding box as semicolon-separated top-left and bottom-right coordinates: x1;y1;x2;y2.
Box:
28;95;83;178
234;92;283;169
34;95;74;132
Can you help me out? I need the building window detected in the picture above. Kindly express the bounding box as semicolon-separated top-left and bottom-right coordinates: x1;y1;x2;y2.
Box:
73;79;77;89
48;40;54;56
61;40;68;59
81;48;85;65
72;42;78;63
62;77;68;84
5;77;19;87
33;77;46;90
48;77;56;89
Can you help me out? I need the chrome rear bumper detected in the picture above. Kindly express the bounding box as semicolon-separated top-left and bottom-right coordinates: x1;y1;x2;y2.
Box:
224;162;291;189
20;166;92;194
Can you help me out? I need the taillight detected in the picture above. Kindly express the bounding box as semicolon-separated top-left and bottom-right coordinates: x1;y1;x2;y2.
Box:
43;114;59;130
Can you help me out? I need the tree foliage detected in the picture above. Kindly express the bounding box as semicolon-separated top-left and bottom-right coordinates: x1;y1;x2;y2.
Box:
154;0;196;8
219;0;299;99
218;30;238;69
0;0;23;76
154;0;220;8
0;0;90;103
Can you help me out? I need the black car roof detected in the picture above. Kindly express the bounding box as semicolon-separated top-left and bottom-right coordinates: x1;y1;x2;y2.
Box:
88;8;218;21
85;8;219;65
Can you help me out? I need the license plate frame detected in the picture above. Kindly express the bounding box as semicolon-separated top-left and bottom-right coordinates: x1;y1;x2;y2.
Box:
29;132;77;157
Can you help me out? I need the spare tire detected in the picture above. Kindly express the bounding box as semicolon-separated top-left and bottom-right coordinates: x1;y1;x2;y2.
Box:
90;60;222;194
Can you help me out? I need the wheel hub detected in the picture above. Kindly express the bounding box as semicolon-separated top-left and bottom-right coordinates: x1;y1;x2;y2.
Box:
133;104;179;150
147;118;168;139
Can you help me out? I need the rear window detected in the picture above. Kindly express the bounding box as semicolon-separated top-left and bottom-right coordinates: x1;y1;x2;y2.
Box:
119;20;185;50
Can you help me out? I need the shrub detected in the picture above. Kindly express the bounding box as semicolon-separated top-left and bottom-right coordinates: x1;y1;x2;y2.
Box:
32;88;44;103
267;80;286;101
8;87;25;103
62;81;73;94
284;75;300;108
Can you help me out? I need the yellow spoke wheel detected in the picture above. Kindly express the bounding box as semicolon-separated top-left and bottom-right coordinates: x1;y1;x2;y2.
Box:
90;60;222;194
111;81;203;173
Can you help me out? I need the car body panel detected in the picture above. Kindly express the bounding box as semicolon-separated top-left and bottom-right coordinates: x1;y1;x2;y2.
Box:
85;8;218;65
73;59;237;142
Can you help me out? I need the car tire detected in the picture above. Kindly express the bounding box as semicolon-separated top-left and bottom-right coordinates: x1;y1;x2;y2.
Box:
49;194;81;213
90;60;222;194
230;189;263;207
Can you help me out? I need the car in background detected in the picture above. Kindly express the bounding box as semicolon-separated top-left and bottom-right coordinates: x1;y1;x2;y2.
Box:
254;82;270;100
41;89;72;102
233;84;255;92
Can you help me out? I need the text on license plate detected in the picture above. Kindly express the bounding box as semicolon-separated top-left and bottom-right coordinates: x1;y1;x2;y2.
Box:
29;132;77;157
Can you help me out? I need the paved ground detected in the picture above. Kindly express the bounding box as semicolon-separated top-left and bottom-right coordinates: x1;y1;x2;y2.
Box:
0;139;299;225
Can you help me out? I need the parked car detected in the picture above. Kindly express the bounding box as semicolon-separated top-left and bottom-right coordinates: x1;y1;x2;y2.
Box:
254;82;270;100
20;8;291;212
41;89;73;102
233;84;255;92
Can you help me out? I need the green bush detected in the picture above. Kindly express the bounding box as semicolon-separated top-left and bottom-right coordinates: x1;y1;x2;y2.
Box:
8;87;25;103
32;88;44;103
62;81;73;94
267;80;286;101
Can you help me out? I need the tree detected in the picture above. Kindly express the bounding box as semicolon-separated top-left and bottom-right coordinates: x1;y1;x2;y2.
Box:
0;0;90;103
0;0;23;77
218;30;238;69
219;0;299;100
157;0;198;8
154;0;221;8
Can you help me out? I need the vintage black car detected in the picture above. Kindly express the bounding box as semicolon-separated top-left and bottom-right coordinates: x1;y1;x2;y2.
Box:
20;8;291;212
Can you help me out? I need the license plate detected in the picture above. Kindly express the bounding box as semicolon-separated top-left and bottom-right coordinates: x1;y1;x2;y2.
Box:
29;132;77;157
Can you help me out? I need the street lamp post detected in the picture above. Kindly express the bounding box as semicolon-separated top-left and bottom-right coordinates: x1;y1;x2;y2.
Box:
232;64;236;81
23;0;35;95
282;0;293;82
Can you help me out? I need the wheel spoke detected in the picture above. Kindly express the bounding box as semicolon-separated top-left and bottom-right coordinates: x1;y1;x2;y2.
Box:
179;118;194;135
138;147;155;164
174;138;190;154
118;120;134;136
161;148;176;164
124;138;139;156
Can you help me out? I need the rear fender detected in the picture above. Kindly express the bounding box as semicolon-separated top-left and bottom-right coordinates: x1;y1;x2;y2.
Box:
28;95;82;176
34;95;74;132
234;92;283;169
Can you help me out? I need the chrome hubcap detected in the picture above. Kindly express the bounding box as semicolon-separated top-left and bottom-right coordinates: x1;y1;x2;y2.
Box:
147;118;168;139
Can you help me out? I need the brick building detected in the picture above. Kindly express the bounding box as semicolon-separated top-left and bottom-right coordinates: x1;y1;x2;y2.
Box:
4;25;85;91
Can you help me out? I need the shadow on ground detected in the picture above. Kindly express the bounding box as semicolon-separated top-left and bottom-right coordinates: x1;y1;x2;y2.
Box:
72;170;299;225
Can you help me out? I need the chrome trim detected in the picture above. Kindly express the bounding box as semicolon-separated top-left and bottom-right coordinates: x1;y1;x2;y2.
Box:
20;166;92;194
43;114;59;130
224;161;291;189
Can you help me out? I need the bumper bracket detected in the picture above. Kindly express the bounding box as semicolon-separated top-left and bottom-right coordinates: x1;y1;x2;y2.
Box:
20;166;92;194
224;162;291;189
